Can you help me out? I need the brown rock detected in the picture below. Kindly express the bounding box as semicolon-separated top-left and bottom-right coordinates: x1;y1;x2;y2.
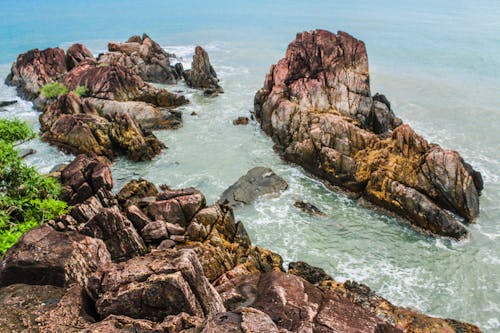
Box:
233;116;249;125
117;179;158;208
141;220;169;243
6;47;67;99
80;206;147;262
83;313;204;332
125;204;152;230
91;249;224;321
66;43;95;70
288;261;332;284
183;46;223;94
0;224;111;288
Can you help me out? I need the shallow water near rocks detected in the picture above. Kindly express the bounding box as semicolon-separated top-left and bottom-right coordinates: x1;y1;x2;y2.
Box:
1;1;499;331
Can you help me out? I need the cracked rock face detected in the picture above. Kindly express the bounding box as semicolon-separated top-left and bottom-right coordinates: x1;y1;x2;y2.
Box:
254;29;482;238
183;46;223;95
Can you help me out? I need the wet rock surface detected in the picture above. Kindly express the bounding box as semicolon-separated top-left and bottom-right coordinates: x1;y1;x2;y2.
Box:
254;29;482;238
293;200;325;216
218;167;288;208
0;154;482;332
183;46;223;95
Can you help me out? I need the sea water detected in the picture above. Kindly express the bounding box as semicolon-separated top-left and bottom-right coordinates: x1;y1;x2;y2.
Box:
1;1;499;331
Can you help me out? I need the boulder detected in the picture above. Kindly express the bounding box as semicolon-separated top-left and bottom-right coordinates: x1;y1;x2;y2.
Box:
183;46;223;94
104;33;180;83
0;224;111;289
254;29;482;238
40;92;166;161
6;47;67;99
66;43;95;70
233;116;249;125
89;249;225;321
80;206;147;262
218;167;288;208
117;179;159;208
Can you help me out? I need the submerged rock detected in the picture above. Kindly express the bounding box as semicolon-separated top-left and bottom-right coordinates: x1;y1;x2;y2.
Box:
104;33;180;83
233;116;249;125
183;46;223;95
288;261;332;284
254;29;482;238
0;100;17;108
294;201;325;216
218;167;288;208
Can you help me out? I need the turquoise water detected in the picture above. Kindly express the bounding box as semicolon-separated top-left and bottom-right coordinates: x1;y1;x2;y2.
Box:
1;1;499;331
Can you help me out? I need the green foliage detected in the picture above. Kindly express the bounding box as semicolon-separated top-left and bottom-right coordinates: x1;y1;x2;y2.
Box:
72;85;88;97
40;82;68;98
0;119;68;254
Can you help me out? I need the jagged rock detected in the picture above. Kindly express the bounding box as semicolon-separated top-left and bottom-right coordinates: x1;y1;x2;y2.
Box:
293;201;325;216
184;46;223;94
40;92;165;161
0;100;17;108
66;43;95;70
218;167;288;208
86;97;183;130
0;224;111;289
141;220;169;243
233;116;249;125
117;179;159;208
64;60;146;101
202;308;280;333
89;249;225;321
80;206;147;262
0;284;65;332
6;47;67;99
288;261;332;284
104;33;180;83
125;204;152;230
254;29;482;238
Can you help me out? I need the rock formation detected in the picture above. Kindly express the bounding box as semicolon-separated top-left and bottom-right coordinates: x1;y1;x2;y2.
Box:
0;154;482;332
218;167;288;208
6;35;193;161
102;33;180;83
183;46;223;96
254;29;482;238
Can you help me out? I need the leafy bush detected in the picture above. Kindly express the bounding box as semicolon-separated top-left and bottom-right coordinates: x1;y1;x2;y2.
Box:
0;118;68;254
40;82;68;98
72;85;88;97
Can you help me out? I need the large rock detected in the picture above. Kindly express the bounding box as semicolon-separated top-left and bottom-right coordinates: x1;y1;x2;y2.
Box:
104;33;180;84
66;43;95;70
0;224;111;289
64;60;146;101
89;249;225;321
218;167;288;208
40;92;166;161
86;97;182;130
254;29;482;238
80;206;147;262
6;47;67;99
183;46;223;94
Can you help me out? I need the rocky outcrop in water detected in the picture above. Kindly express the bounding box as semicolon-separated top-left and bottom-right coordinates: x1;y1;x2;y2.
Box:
184;46;223;96
218;167;288;208
6;35;193;161
254;29;483;238
0;154;482;332
102;33;181;83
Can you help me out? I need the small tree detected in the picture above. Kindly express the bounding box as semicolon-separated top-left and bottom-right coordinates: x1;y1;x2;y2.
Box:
0;118;68;254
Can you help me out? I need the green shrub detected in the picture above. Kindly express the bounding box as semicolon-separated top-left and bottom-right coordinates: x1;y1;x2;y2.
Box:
40;82;68;98
72;85;88;97
0;118;68;254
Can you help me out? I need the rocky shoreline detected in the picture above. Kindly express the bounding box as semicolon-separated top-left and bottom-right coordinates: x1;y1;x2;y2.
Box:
0;30;486;332
0;154;482;332
254;30;483;239
5;34;221;162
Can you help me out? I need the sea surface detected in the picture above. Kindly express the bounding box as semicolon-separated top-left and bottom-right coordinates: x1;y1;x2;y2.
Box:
1;1;499;331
